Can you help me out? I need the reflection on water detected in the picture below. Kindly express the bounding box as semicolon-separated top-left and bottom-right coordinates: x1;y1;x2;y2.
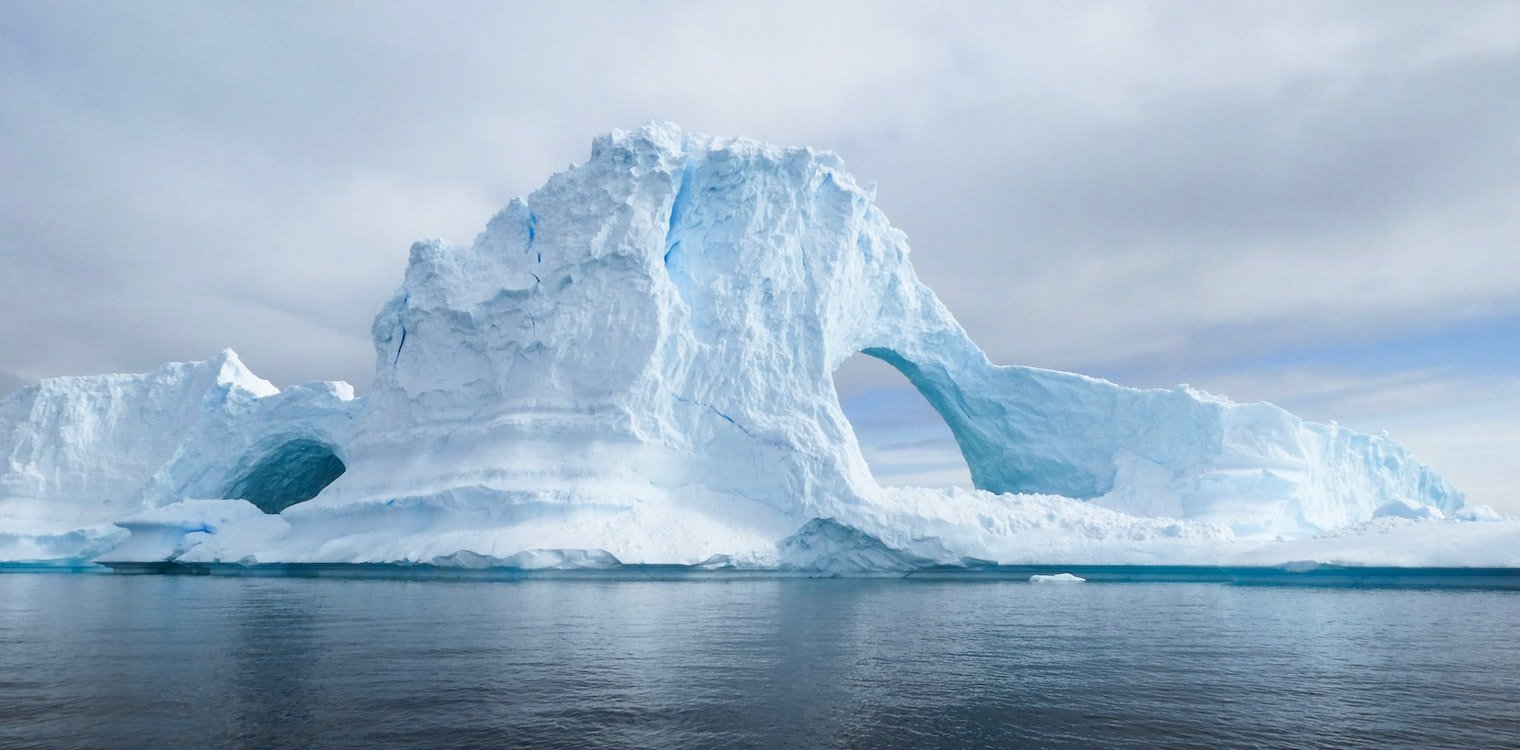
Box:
1;575;1517;749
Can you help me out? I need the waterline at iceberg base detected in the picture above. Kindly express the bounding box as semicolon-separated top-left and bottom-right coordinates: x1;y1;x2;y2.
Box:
2;124;1514;576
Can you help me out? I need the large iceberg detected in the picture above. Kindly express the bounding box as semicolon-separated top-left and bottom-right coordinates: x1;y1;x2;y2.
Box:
2;124;1510;571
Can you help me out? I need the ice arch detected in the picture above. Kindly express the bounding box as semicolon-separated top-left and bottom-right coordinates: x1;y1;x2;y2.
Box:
835;350;972;488
857;347;988;487
235;121;1458;565
224;438;347;514
854;335;1211;502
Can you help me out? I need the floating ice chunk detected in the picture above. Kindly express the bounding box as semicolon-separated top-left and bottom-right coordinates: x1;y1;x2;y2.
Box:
1030;573;1087;583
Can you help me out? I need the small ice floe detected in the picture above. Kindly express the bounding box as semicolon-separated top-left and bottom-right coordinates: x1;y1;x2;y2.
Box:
1029;572;1086;583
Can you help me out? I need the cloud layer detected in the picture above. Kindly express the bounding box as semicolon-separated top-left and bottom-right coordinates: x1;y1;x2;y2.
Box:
3;1;1517;509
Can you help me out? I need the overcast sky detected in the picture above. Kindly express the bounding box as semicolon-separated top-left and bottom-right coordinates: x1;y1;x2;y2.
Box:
2;1;1517;512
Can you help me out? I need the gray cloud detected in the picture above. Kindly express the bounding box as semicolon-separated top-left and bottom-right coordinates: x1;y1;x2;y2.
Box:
3;1;1517;507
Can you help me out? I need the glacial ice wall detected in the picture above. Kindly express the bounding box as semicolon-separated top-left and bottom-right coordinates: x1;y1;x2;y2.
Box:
0;123;1472;567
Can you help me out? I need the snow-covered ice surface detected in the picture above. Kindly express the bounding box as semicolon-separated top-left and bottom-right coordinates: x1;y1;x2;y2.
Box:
1;123;1509;573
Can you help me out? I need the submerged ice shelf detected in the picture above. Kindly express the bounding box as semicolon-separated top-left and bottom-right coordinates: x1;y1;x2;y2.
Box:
1;123;1512;573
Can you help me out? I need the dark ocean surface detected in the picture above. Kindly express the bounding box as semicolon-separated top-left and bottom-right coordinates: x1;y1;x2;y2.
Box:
1;573;1517;749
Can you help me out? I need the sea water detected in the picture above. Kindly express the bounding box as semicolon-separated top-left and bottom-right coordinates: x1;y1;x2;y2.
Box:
2;574;1517;748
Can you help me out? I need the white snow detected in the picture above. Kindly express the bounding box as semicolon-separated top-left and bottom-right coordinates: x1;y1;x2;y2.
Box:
1454;504;1503;522
0;123;1501;573
1373;498;1446;521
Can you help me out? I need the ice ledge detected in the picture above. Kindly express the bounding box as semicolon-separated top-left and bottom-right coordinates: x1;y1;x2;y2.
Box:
88;494;1520;574
89;558;1520;590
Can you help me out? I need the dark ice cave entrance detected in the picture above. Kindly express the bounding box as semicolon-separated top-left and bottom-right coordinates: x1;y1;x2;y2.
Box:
833;352;973;488
225;438;347;514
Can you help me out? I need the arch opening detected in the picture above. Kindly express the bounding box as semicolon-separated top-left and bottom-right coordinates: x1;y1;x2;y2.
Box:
225;438;346;514
833;351;973;488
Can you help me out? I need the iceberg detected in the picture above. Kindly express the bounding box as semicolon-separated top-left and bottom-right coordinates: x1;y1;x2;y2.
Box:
0;351;355;563
1;123;1508;572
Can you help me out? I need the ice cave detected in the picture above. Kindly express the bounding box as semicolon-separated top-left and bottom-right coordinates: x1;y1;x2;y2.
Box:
224;438;347;514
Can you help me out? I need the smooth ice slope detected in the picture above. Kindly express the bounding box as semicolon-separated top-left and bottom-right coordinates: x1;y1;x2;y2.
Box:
0;123;1482;570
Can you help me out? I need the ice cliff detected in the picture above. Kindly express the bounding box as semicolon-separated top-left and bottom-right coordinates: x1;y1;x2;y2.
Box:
1;123;1499;570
